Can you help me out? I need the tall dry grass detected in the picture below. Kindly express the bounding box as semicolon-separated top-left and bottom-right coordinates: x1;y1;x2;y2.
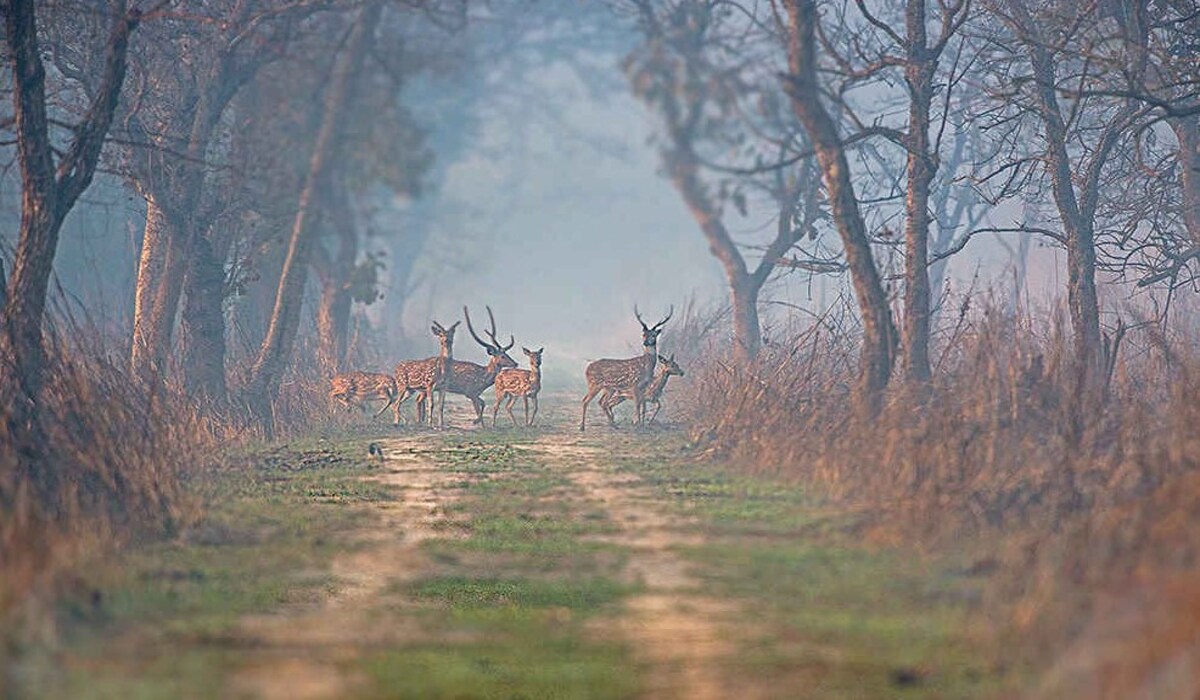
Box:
682;300;1200;693
0;328;208;658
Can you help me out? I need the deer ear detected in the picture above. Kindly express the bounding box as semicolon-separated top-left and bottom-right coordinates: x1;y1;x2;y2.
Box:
536;347;544;355
522;346;532;354
658;354;668;362
430;324;440;335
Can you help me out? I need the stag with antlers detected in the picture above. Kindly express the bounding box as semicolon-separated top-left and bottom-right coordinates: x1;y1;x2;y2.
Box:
493;347;544;427
392;320;459;427
415;306;518;425
580;305;672;431
600;353;684;425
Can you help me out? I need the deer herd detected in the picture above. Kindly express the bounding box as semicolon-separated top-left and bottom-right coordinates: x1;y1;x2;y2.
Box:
328;305;681;431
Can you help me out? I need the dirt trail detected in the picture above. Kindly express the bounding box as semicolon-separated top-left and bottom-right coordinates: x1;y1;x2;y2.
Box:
534;435;745;700
230;428;745;700
231;436;467;700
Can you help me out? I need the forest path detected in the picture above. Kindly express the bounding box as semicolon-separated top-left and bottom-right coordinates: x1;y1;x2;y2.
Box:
26;400;1002;699
230;422;751;699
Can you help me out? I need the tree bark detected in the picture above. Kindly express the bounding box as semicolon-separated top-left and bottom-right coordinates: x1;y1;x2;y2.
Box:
130;197;188;380
126;1;255;385
1170;116;1200;247
782;0;897;408
1018;7;1104;372
901;0;936;384
179;233;229;402
314;179;358;373
244;0;382;433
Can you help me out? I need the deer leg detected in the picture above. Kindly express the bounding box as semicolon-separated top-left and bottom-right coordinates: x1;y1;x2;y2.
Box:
580;385;602;432
470;395;485;424
492;392;504;427
649;399;662;424
506;395;518;426
601;391;618;427
523;396;530;426
438;389;447;428
528;395;538;426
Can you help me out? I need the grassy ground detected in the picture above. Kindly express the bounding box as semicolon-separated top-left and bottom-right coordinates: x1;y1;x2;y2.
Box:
8;400;1019;699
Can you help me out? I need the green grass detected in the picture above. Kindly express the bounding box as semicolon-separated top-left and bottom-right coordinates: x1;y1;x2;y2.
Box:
347;432;639;699
610;440;1008;698
13;440;386;699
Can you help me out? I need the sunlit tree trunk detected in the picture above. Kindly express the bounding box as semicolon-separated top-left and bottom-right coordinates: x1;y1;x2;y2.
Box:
782;0;897;409
130;197;187;380
244;0;382;434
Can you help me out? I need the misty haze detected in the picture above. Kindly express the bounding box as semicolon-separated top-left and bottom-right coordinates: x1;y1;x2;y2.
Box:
3;0;1200;698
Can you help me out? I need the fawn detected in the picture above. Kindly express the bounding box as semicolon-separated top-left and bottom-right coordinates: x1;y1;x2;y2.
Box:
580;305;672;431
329;371;398;418
493;347;544;427
600;353;684;425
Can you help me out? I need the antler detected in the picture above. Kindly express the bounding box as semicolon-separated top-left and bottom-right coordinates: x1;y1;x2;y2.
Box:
635;305;649;332
486;306;515;351
653;305;674;331
464;306;492;349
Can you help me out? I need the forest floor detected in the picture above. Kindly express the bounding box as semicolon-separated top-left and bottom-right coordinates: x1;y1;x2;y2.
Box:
10;396;1021;699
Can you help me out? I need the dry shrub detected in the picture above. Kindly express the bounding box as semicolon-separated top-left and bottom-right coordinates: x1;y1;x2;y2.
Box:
0;331;206;637
684;300;1200;685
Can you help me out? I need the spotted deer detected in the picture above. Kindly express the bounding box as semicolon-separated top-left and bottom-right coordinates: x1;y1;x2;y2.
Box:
392;320;459;427
493;347;544;427
415;306;517;425
600;353;684;425
328;371;398;418
580;305;672;431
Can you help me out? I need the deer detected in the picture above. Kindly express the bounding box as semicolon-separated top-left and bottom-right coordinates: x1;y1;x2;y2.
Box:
414;306;517;425
328;371;399;418
493;347;544;427
600;353;684;425
580;305;672;431
391;320;459;427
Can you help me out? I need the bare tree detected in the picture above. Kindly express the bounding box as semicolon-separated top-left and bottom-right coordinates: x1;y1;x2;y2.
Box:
243;0;383;433
779;0;897;406
625;0;824;362
978;0;1143;375
2;0;140;415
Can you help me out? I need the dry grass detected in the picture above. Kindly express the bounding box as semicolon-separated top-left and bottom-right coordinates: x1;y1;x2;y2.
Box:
682;300;1200;691
0;331;208;658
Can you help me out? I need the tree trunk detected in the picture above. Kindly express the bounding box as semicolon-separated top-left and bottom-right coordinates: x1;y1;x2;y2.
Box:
1170;115;1200;247
730;279;762;360
783;0;897;408
314;180;358;373
179;233;228;403
668;149;763;362
2;0;137;411
901;0;935;384
1022;25;1103;372
1;0;137;510
244;0;381;434
130;197;188;380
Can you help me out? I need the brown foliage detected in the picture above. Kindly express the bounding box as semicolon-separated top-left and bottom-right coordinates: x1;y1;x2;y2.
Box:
683;301;1200;684
0;331;204;626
